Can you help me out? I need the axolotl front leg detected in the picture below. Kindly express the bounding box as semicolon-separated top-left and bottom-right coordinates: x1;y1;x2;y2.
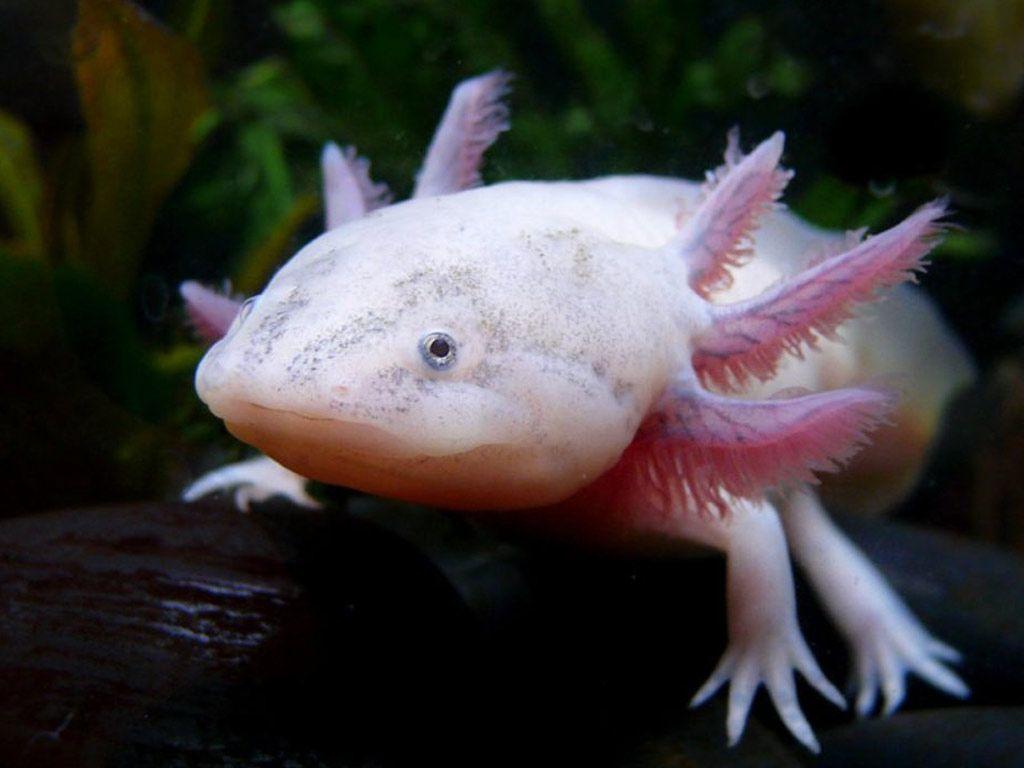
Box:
665;486;965;752
681;495;845;752
588;132;967;749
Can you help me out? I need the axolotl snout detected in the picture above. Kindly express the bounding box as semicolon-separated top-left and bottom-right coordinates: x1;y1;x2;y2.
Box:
194;97;971;751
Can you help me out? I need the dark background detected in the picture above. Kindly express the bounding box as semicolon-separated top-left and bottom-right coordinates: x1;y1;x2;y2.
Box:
0;3;1022;767
0;0;1022;517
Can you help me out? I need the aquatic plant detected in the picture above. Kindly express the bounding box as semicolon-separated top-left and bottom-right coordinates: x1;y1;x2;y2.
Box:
0;0;1013;512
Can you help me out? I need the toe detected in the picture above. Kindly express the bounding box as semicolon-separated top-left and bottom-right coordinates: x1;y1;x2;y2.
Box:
876;641;907;716
690;650;735;709
853;652;879;718
911;655;970;699
793;640;846;709
926;638;963;664
726;661;759;747
766;662;820;753
880;675;906;717
233;486;254;513
891;626;970;701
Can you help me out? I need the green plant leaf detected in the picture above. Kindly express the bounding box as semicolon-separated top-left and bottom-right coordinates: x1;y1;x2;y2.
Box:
932;229;998;262
237;122;295;243
221;57;335;141
72;0;210;296
793;176;864;230
233;191;318;295
0;111;46;262
0;251;61;352
52;263;171;419
534;0;638;126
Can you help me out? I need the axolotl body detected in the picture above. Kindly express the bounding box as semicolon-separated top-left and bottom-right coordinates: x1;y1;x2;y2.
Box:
190;73;973;752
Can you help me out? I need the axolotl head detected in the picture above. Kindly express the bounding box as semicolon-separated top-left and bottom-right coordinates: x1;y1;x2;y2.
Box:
196;185;684;510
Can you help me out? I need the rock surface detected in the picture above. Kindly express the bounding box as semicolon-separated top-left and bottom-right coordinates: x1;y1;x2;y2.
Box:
0;499;1020;767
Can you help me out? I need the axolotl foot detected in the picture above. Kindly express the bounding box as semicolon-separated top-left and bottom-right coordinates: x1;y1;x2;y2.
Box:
674;497;845;752
672;491;968;752
845;602;967;718
690;616;845;753
182;455;320;512
778;490;968;719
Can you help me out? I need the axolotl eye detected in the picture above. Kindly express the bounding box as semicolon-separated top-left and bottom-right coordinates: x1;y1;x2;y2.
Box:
419;331;457;371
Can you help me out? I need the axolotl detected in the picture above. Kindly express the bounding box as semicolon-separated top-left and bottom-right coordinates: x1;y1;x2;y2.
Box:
189;72;974;752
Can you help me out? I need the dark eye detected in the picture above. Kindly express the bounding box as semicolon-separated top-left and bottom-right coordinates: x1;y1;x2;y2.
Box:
420;332;457;370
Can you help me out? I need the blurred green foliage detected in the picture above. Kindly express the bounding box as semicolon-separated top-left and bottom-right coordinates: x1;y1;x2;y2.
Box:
0;0;1018;512
0;113;46;262
0;0;210;509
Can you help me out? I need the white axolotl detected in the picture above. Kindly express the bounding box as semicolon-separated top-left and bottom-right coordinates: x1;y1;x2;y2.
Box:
185;72;975;752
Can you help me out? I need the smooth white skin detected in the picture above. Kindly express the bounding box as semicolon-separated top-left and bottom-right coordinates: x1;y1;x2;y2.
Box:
197;182;696;509
194;172;973;750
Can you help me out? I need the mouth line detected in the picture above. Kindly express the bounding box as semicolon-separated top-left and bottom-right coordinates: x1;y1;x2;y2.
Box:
235;400;517;459
244;400;349;424
241;400;404;437
231;400;423;456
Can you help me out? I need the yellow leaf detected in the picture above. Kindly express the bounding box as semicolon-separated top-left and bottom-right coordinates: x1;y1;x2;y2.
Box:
73;0;210;295
888;0;1024;116
0;111;46;262
234;192;318;295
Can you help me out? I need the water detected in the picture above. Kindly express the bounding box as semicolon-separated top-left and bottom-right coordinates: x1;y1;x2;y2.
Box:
0;1;1022;766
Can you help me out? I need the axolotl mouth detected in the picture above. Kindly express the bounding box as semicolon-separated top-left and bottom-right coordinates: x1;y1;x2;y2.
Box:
207;398;588;511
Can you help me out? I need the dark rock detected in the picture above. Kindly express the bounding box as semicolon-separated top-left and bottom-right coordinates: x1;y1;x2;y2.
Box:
0;501;487;767
837;514;1024;705
0;499;1020;767
817;708;1024;768
623;699;802;768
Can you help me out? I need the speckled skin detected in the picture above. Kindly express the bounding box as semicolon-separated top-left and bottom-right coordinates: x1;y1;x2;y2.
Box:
191;96;974;751
197;182;702;509
197;176;972;515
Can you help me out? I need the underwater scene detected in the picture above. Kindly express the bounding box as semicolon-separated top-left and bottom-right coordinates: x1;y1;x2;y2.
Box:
1;0;1023;766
